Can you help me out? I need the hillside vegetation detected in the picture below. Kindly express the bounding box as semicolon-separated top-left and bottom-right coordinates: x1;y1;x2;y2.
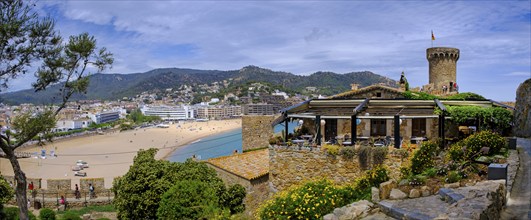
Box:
1;66;397;104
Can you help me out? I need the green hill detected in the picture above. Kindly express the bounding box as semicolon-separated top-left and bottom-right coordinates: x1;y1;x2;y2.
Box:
0;66;397;104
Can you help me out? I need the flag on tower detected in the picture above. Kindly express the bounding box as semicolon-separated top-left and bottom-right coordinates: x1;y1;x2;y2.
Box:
431;30;435;41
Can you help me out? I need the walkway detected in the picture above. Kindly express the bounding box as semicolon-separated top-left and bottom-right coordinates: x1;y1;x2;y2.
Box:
501;138;531;220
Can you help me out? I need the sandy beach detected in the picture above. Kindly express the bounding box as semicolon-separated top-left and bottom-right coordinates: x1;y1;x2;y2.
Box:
0;119;241;188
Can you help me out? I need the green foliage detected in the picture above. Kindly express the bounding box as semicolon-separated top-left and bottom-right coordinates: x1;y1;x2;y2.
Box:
39;208;56;220
157;180;219;220
257;179;357;219
421;167;438;178
447;131;507;163
408;174;427;186
322;144;340;155
410;141;438;175
0;176;14;204
258;166;389;219
59;211;82;220
445;92;486;101
113;148;173;220
339;147;357;160
113;149;245;219
442;106;512;131
402;91;438;100
55;205;115;215
127;109;161;124
371;147;388;167
221;184;247;214
358;145;371;170
355;165;390;189
445;171;462;183
1;207;37;220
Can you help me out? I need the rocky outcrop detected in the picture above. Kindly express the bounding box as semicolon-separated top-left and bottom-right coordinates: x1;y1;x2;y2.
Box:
514;78;531;137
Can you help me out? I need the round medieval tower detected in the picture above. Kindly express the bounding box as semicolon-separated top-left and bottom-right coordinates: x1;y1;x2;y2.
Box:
426;47;460;90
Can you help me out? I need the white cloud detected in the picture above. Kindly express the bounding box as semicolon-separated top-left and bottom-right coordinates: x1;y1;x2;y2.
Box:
4;0;528;101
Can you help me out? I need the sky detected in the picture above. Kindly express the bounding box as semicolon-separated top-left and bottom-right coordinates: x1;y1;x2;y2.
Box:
6;0;531;101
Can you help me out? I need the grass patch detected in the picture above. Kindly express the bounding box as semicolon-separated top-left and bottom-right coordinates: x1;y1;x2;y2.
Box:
56;205;115;216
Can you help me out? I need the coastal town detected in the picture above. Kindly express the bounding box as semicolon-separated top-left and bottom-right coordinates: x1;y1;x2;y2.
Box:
1;1;530;220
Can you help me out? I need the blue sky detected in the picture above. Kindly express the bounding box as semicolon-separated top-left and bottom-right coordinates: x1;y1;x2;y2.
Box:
7;1;531;101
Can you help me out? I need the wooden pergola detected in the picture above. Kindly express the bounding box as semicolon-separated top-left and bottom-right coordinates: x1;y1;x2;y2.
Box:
272;98;502;148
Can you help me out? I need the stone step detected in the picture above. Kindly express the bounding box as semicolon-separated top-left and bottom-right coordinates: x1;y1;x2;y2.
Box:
378;200;436;220
438;188;465;204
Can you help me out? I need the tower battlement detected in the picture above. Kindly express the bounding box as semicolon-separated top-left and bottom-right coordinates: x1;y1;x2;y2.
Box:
427;47;460;61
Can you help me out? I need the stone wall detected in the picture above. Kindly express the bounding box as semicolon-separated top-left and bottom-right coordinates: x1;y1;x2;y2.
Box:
80;178;105;192
514;78;531;137
47;179;71;193
207;163;270;216
269;146;404;192
242;115;274;151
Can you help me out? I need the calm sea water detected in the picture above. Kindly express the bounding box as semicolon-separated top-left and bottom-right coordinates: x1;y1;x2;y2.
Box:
167;122;298;162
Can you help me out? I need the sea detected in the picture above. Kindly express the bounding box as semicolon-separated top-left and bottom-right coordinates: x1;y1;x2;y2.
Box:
166;121;298;162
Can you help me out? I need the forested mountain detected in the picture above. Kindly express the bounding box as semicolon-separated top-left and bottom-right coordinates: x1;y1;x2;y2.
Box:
0;66;397;104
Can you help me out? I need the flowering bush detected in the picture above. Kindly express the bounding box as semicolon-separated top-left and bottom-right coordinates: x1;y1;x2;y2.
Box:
258;166;389;219
322;144;340;155
410;141;438;175
463;130;506;155
447;131;506;162
257;179;355;219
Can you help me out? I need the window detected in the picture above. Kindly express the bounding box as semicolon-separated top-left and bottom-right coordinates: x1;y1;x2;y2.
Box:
412;118;427;137
371;119;386;136
376;92;382;97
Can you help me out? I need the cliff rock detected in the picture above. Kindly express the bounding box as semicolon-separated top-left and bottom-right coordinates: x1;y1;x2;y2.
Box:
514;79;531;137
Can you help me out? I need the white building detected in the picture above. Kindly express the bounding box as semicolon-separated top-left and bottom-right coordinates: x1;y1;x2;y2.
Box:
141;105;195;121
55;118;92;131
89;111;121;124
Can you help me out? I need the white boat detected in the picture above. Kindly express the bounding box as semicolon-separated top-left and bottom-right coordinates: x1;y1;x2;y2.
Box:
156;124;170;128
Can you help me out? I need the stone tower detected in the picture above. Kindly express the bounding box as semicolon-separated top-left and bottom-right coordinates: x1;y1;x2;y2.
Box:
426;47;460;89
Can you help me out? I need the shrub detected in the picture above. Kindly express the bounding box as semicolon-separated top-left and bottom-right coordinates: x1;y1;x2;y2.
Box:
463;130;506;156
358;145;371;170
371;147;388;167
257;167;389;219
339;147;356;160
39;208;56;220
445;171;462;183
355;165;390;189
408;174;427;186
221;184;246;214
322;144;340;155
2;207;37;220
421;167;438;178
157;180;219;220
447;141;466;162
410;141;438;175
60;211;81;220
257;179;356;219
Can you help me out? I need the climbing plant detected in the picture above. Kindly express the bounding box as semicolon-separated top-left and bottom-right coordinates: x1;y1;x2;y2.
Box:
439;106;512;131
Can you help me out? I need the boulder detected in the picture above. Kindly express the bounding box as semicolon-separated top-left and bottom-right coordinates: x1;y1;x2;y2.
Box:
323;213;338;220
514;78;531;137
389;188;407;200
379;180;397;200
82;214;91;220
371;187;380;202
409;189;421;198
444;182;460;188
